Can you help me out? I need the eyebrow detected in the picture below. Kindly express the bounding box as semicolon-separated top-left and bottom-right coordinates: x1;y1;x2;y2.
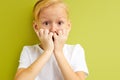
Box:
39;17;48;20
39;16;68;22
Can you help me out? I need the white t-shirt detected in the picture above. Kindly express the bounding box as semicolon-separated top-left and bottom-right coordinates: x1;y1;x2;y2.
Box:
18;44;89;80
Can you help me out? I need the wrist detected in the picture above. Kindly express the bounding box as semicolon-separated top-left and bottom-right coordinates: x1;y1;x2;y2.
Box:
54;48;63;53
54;50;64;56
44;50;53;54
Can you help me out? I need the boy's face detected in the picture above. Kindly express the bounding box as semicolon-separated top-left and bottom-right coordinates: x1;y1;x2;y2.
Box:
34;4;71;34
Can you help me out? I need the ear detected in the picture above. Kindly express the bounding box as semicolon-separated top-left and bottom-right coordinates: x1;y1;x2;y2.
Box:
33;20;39;32
67;20;71;32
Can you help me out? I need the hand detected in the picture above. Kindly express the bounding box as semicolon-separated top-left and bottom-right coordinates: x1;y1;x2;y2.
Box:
36;29;54;52
53;29;69;54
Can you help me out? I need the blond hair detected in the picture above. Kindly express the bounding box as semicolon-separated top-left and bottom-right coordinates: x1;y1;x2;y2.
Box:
33;0;69;21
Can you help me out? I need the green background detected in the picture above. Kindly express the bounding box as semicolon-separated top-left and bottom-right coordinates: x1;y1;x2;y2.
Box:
0;0;120;80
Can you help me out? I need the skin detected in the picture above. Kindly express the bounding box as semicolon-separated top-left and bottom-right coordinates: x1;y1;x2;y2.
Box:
14;3;86;80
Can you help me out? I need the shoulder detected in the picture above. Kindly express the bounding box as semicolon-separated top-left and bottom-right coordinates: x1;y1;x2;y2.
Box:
22;44;38;50
63;44;85;57
21;44;43;54
64;44;84;52
66;44;86;64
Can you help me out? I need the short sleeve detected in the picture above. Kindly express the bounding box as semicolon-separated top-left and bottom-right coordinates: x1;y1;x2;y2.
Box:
70;44;89;77
18;46;31;69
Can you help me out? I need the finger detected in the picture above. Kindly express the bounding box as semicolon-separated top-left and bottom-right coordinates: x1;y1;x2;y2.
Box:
53;32;58;39
49;32;54;41
58;30;62;36
63;29;69;36
62;29;66;35
44;29;49;35
39;29;44;36
49;32;53;37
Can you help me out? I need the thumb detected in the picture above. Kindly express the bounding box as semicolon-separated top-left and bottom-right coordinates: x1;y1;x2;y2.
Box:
53;33;58;39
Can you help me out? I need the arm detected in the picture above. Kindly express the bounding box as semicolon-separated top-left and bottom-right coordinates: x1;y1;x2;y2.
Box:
53;30;86;80
54;52;86;80
14;50;52;80
15;29;54;80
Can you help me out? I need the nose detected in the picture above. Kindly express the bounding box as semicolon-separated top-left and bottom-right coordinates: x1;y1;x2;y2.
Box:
49;23;57;32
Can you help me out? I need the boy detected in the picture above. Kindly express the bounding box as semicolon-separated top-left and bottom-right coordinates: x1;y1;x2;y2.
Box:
14;0;89;80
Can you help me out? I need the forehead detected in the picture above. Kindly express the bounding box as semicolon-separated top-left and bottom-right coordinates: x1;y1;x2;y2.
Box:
39;4;68;19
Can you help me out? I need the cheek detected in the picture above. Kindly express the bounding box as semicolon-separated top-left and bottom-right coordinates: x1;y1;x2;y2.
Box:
39;25;49;30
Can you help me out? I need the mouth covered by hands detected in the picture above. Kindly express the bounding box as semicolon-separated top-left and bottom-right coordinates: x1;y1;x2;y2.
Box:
36;29;69;54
